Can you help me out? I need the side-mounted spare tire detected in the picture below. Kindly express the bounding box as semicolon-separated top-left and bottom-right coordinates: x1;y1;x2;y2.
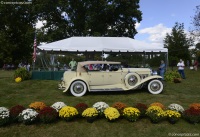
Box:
124;73;141;89
147;79;163;94
70;81;87;97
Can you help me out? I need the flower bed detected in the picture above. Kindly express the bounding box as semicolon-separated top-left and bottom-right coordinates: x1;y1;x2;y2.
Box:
0;102;200;126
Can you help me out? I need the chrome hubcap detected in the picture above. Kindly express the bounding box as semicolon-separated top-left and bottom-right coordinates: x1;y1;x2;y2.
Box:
73;83;84;94
150;82;161;91
128;76;137;86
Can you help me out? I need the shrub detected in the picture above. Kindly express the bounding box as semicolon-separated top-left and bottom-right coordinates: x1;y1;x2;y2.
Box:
38;107;58;124
14;68;30;81
164;70;181;82
9;105;25;122
29;102;46;112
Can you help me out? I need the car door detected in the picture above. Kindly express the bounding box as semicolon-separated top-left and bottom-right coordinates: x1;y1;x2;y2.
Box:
87;71;105;86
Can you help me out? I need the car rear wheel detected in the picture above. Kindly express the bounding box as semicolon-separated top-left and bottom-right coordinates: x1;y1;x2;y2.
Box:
70;81;87;97
148;79;163;94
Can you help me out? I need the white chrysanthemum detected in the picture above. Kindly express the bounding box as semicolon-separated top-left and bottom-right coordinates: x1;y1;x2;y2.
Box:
168;103;184;113
19;108;38;122
51;102;67;112
93;102;109;113
0;107;9;119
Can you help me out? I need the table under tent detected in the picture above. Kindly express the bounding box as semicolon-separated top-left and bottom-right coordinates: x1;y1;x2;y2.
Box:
32;37;168;80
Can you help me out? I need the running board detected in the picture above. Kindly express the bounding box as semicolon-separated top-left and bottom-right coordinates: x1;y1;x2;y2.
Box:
90;88;124;92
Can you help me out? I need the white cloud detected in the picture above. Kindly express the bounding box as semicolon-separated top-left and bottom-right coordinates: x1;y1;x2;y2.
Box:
138;23;171;44
135;22;140;29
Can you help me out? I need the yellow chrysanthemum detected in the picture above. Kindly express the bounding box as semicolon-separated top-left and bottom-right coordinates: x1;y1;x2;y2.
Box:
15;77;22;83
104;107;120;120
82;108;98;118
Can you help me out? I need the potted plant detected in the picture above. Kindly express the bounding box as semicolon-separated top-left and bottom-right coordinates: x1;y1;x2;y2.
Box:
51;102;67;112
167;103;184;113
112;102;127;115
18;108;39;125
59;106;78;121
183;107;200;124
123;107;140;122
134;103;148;117
82;108;98;123
104;107;120;122
74;103;89;117
165;110;181;124
29;102;46;112
38;106;58;124
9;105;25;123
150;102;165;110
146;106;165;123
93;102;109;117
0;107;10;126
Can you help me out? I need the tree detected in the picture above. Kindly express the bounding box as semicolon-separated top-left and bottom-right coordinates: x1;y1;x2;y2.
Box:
0;1;37;66
164;22;194;65
0;0;142;67
190;5;200;41
36;0;142;43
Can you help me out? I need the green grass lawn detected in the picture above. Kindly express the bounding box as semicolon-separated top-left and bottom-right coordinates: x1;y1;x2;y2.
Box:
0;69;200;137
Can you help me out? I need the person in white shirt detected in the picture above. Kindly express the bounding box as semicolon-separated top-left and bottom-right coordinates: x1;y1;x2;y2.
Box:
177;59;185;79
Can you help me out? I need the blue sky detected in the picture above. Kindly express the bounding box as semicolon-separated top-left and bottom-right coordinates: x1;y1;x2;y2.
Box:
135;0;199;47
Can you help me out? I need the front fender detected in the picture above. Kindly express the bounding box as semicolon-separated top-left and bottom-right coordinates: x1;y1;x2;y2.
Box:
140;75;162;83
63;77;90;92
127;75;162;90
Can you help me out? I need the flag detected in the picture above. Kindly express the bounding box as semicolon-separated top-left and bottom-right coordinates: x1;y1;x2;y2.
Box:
33;33;37;62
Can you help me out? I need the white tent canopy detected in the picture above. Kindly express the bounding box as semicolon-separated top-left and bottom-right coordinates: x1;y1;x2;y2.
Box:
38;37;168;53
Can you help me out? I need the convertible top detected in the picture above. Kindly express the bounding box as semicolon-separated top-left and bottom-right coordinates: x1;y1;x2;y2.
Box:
77;61;121;72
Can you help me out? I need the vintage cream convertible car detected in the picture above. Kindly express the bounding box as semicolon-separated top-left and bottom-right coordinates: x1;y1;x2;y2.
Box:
59;61;164;97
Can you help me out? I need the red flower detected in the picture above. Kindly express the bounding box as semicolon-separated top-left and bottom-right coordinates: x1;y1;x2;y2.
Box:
38;106;58;123
74;103;89;115
9;105;25;122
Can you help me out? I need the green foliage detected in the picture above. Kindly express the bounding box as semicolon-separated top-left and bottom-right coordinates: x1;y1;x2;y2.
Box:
164;70;181;82
164;22;193;63
14;68;31;81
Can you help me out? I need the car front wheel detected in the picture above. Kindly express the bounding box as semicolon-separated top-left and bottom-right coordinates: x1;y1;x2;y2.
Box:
70;81;87;97
147;79;163;94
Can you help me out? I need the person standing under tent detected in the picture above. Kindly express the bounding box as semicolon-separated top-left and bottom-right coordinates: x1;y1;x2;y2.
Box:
177;59;186;79
69;58;77;70
159;60;166;80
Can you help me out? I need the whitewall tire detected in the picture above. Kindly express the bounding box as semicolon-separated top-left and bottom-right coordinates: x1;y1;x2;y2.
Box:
148;79;163;94
70;81;87;97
